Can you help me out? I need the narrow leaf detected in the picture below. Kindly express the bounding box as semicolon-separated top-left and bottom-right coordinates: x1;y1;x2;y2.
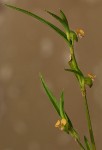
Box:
64;68;83;76
59;91;65;118
46;10;69;33
40;75;60;116
46;10;63;25
5;4;68;42
84;136;91;150
65;112;73;127
60;9;70;31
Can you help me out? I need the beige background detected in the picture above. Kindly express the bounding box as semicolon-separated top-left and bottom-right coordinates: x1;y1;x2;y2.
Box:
0;0;102;150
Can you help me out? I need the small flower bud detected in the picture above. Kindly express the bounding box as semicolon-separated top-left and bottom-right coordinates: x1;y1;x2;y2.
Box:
55;118;67;131
61;118;67;126
60;118;67;130
76;29;85;39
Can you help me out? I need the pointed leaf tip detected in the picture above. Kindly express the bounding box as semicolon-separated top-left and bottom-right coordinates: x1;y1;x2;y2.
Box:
5;4;68;42
40;76;60;116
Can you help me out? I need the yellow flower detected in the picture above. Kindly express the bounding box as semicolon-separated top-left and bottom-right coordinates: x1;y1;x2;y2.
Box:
55;120;60;128
55;118;67;131
76;29;85;39
88;73;96;81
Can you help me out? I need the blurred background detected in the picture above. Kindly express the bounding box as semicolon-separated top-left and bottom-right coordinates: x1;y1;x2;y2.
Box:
0;0;102;150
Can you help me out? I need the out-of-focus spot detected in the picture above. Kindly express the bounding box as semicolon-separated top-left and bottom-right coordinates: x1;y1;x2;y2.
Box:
28;141;41;150
13;120;27;134
40;38;54;58
0;64;13;82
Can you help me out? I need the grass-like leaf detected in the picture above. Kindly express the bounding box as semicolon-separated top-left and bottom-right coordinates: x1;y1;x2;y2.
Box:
5;4;68;42
64;68;83;76
46;10;70;33
40;75;60;116
59;91;65;118
84;136;91;150
65;112;73;127
60;10;70;30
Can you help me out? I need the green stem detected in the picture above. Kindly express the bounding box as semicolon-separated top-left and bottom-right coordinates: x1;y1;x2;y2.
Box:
69;46;78;69
76;139;86;150
67;130;86;150
68;44;96;150
68;40;96;150
83;93;96;150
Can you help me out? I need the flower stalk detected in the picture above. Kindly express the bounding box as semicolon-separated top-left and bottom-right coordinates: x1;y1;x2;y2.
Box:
5;4;97;150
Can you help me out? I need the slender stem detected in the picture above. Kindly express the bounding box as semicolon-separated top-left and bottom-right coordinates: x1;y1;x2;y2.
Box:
68;41;96;150
67;130;86;150
69;46;78;68
76;139;86;150
83;93;96;150
67;45;86;150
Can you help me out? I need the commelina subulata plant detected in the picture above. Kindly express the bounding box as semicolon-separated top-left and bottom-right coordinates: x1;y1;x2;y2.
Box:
4;3;97;150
